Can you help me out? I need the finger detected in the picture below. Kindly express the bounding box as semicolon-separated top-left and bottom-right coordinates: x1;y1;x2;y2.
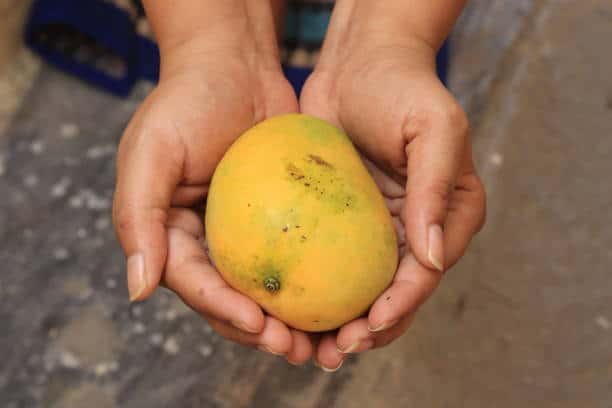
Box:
403;102;469;272
336;318;376;354
208;316;293;356
171;185;208;207
166;208;204;238
113;119;184;301
443;172;487;268
164;227;265;333
257;317;293;356
286;330;314;365
367;254;441;332
315;333;344;373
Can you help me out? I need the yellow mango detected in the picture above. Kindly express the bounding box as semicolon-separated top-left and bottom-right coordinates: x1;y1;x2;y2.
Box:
205;114;398;332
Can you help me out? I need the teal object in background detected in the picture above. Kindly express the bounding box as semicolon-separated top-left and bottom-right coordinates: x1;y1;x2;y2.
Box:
299;8;331;45
284;8;299;44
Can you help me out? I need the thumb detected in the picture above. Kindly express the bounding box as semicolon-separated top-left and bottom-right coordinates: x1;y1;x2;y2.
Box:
403;109;468;272
113;127;183;301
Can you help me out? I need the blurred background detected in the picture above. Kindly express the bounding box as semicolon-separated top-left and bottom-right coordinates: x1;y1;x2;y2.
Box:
1;0;611;407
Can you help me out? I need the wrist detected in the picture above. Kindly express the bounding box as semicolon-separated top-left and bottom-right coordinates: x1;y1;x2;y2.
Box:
143;0;282;78
316;5;437;75
332;0;465;51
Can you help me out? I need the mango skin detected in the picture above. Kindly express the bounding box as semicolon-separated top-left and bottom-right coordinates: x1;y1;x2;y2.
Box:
205;114;398;332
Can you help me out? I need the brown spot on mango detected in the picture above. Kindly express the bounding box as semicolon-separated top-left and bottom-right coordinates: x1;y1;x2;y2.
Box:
287;163;305;180
307;154;333;169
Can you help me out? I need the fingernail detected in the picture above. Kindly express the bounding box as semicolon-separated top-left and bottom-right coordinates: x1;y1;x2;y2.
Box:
368;319;398;333
428;224;445;272
321;359;344;373
127;253;146;302
258;345;285;356
338;340;374;354
231;320;259;334
337;342;359;354
287;358;301;366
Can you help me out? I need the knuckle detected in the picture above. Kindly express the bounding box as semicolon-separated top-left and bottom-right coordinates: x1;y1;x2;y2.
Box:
113;205;167;234
403;110;433;142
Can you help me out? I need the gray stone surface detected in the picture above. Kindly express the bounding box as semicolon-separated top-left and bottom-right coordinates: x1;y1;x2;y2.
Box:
1;0;612;407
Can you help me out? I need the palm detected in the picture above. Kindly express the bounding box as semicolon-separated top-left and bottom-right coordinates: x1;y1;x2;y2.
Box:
130;61;297;206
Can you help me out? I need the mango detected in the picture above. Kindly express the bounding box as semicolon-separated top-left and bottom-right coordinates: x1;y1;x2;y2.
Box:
205;114;398;332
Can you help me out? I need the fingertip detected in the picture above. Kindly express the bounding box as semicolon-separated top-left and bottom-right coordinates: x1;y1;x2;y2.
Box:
234;305;266;334
321;359;344;373
127;253;146;302
367;292;393;332
367;282;417;333
286;330;314;365
367;303;397;333
427;224;445;272
116;209;168;303
404;217;445;273
336;318;370;353
127;251;163;302
259;317;293;356
316;334;344;372
368;319;398;333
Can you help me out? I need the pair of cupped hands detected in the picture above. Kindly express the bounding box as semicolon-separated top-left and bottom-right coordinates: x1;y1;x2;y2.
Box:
112;13;486;371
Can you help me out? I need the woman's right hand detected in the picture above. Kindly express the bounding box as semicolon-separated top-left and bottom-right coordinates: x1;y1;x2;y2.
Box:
112;1;314;364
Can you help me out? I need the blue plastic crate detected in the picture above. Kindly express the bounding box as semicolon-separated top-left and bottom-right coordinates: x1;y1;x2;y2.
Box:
25;0;158;96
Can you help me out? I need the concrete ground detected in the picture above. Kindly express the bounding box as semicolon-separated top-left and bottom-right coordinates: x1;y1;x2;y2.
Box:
1;0;612;407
